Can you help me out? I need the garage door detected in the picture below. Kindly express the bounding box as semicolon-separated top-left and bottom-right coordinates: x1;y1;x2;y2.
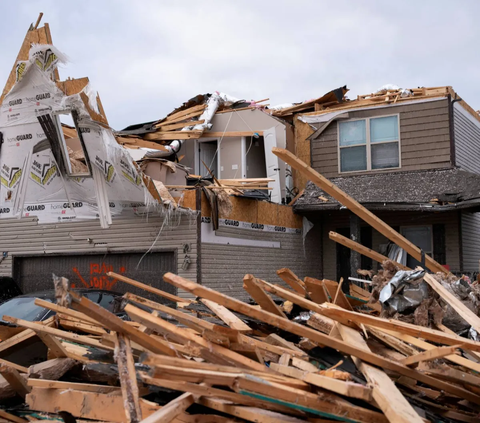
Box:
13;251;177;301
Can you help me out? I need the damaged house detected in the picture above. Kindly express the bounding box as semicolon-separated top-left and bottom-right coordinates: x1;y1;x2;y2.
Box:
291;86;480;282
0;20;320;300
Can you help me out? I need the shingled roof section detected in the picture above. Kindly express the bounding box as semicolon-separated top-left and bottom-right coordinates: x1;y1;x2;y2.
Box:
293;168;480;213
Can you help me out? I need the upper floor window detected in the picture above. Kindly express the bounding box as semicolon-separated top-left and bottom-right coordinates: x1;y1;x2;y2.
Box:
338;115;400;173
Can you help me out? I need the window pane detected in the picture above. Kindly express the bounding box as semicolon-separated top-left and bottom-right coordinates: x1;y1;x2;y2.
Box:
339;120;366;146
371;142;399;169
340;146;367;172
401;226;432;269
371;115;398;143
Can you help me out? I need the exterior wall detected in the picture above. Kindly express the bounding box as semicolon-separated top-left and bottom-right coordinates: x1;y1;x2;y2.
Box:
0;213;198;299
311;99;451;178
321;210;460;280
461;212;480;273
201;224;322;301
454;103;480;173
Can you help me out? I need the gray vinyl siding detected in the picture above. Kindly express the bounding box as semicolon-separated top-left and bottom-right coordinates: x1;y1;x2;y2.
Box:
312;99;451;178
201;224;322;301
454;103;480;173
321;210;460;280
0;214;198;299
461;212;480;273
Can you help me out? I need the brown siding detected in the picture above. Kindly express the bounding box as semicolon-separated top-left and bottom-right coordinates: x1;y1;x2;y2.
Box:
321;210;460;280
311;99;451;178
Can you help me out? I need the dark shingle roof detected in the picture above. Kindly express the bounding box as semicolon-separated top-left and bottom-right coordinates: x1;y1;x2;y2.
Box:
294;168;480;213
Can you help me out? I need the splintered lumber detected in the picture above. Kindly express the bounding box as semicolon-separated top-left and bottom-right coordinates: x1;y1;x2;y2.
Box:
27;378;123;394
337;324;424;423
0;409;28;423
304;277;330;304
198;398;307;423
125;303;266;371
272;147;447;274
322;279;353;311
307;313;335;334
243;274;287;318
316;303;480;353
26;387;160;423
233;374;387;422
401;344;463;367
34;298;101;325
28;358;76;380
200;298;252;333
0;364;30;398
424;273;480;335
270;363;372;401
276;268;306;294
162;272;480;404
68;292;177;356
115;332;142;422
140;393;193;423
329;231;410;271
107;271;189;304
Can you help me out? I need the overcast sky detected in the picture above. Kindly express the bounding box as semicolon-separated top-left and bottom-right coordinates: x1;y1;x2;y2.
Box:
0;1;478;129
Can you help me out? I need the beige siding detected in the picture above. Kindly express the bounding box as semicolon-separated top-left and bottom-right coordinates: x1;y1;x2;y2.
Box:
322;210;460;280
461;212;480;273
202;225;322;301
0;214;198;299
311;99;451;178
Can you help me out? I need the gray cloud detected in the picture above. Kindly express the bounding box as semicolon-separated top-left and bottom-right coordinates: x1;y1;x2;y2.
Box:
1;0;479;129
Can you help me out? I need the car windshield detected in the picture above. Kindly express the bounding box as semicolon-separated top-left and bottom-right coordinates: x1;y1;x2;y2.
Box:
0;297;52;322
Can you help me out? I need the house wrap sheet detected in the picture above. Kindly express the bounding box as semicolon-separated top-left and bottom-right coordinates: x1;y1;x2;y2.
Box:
0;45;159;225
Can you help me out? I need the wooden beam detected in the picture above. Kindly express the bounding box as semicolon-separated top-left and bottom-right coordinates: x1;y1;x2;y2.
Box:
162;272;480;404
200;298;252;333
322;279;354;311
0;365;30;398
304;277;330;304
144;130;203;141
329;231;410;270
115;332;142;422
34;332;68;358
69;292;177;356
34;298;100;325
316;303;480;352
116;136;170;151
401;344;463;367
28;358;76;381
243;274;287;318
424;273;480;336
26;387;159;423
27;378;123;394
0;358;27;374
163;104;207;123
272;148;447;274
107;271;188;304
0;409;28;423
140;393;193;423
337;324;424;423
157;120;205;132
270;363;372;402
276;268;306;294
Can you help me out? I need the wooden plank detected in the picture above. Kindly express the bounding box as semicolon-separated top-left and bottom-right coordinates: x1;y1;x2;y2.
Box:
329;231;410;270
0;358;27;374
0;364;30;398
27;378;123;394
34;332;68;358
163;104;207;123
107;271;189;303
322;279;354;311
316;303;480;352
28;358;76;381
68;292;177;356
401;344;463;367
124;303;266;371
424;273;480;335
140;393;193;423
0;409;28;423
34;298;100;325
162;272;480;404
276;268;306;294
234;374;387;423
0;329;36;353
117;136;170;151
307;313;335;334
144;130;203;141
337;324;424;423
243;274;287;317
115;332;142;422
272;148;447;274
264;334;304;354
26;387;159;423
200;298;252;333
304;277;330;304
157;119;205;131
270;363;372;401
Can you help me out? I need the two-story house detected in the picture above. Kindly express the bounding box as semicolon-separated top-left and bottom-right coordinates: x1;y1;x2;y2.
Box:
291;86;480;282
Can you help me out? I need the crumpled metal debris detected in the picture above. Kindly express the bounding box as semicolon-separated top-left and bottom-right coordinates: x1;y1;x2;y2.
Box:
379;269;428;313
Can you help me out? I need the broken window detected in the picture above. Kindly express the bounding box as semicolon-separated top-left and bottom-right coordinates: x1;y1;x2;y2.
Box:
54;111;91;177
401;225;433;268
339;115;399;173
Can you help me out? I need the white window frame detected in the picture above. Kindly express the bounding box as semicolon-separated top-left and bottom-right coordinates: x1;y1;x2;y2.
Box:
337;113;401;174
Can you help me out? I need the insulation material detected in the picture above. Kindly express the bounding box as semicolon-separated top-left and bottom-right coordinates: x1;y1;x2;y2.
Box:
0;45;161;227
